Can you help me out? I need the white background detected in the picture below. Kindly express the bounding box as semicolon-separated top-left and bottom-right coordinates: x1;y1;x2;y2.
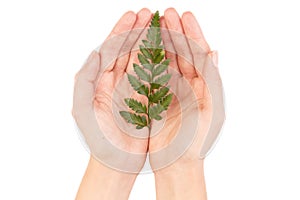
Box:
1;0;300;199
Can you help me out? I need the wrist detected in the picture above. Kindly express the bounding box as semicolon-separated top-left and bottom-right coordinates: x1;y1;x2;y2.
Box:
90;155;137;187
154;159;204;175
76;155;137;200
154;159;207;200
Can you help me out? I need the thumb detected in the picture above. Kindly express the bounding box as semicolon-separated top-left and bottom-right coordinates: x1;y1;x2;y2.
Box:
72;51;100;118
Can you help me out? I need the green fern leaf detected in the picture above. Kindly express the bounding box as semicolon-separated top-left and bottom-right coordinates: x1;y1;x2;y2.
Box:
147;12;160;48
124;98;147;114
153;51;165;64
150;83;161;90
154;74;171;86
143;63;154;71
139;45;152;60
142;40;152;49
119;111;147;127
138;53;150;66
127;74;142;89
137;53;152;71
137;84;149;96
151;11;160;27
127;74;149;96
120;11;173;130
133;63;150;82
149;86;169;103
149;104;164;120
160;93;173;110
153;59;170;77
153;48;162;59
155;36;162;47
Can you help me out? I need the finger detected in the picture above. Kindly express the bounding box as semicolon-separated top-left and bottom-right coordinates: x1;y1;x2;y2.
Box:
195;51;221;129
182;12;210;53
107;12;137;39
210;50;218;67
73;51;100;117
113;8;152;73
160;16;180;74
99;11;136;72
182;11;210;76
164;8;196;79
200;51;225;158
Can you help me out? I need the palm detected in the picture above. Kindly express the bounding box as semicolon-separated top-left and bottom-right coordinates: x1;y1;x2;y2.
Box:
90;8;152;158
94;70;149;154
149;67;212;165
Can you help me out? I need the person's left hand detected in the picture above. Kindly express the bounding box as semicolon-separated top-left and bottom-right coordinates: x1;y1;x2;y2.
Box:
148;8;225;171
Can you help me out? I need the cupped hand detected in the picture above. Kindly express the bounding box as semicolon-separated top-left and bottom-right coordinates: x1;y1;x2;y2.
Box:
149;8;225;171
73;8;152;173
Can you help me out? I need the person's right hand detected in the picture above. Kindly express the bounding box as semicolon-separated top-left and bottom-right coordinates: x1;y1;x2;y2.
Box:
73;8;152;173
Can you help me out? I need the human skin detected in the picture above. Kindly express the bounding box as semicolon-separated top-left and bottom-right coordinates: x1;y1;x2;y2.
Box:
73;8;153;199
73;7;223;200
148;8;222;200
